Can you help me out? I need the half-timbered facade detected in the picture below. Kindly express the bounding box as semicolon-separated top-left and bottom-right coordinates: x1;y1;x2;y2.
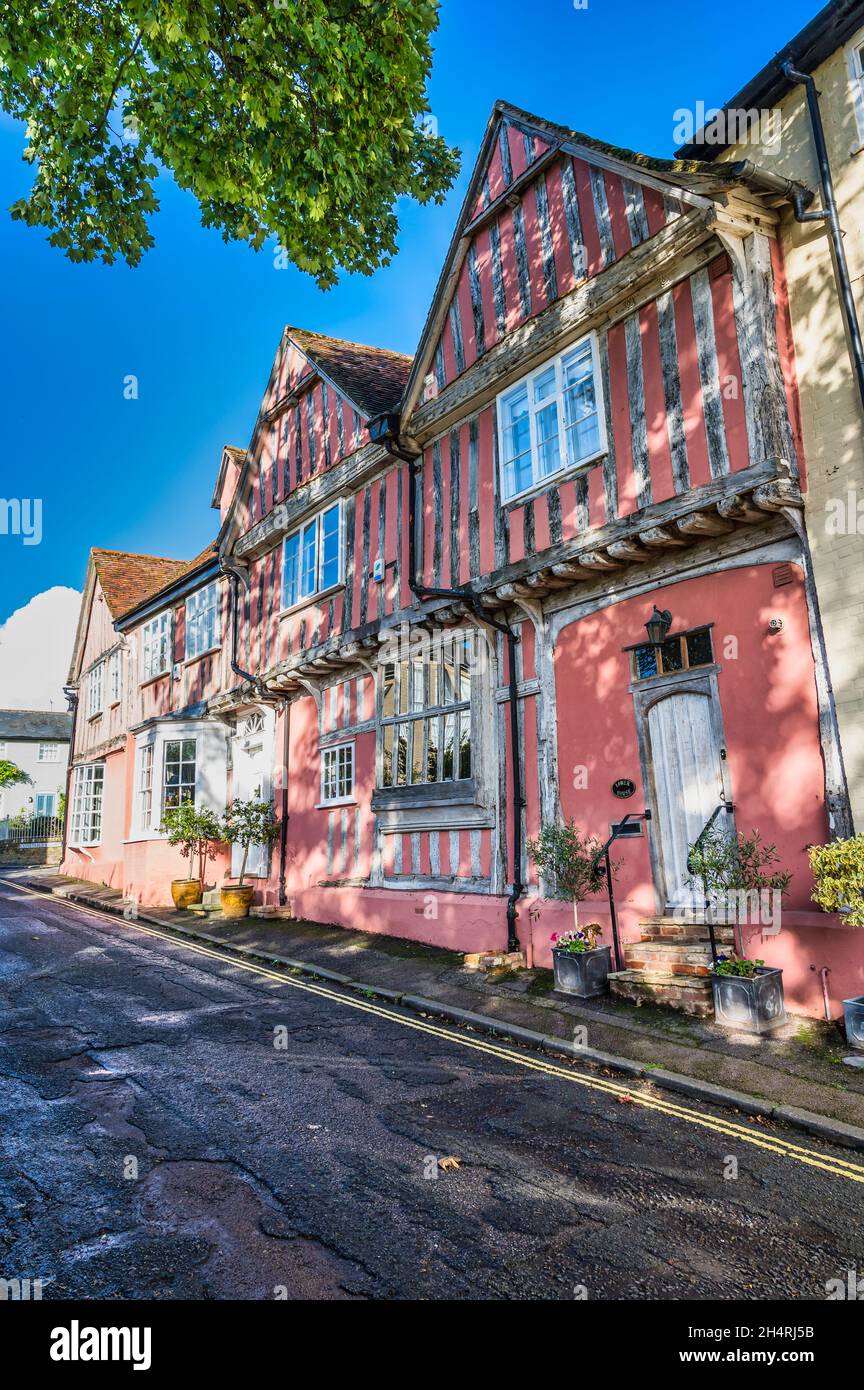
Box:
62;102;862;1020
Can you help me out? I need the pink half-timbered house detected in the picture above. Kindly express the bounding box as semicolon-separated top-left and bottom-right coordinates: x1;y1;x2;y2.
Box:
63;103;861;1020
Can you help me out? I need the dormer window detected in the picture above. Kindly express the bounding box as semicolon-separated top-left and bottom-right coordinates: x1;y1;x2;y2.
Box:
496;334;606;502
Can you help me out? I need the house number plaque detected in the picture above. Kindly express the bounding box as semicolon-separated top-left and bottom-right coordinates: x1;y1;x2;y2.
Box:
612;779;636;799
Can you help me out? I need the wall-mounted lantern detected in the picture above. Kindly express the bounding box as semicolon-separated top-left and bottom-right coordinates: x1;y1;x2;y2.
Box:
645;606;672;647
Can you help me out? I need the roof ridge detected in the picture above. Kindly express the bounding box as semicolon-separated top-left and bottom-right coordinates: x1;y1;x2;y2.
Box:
286;326;412;363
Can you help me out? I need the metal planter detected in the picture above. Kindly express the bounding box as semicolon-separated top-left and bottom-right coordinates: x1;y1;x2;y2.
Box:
710;966;786;1034
552;945;611;998
843;996;864;1051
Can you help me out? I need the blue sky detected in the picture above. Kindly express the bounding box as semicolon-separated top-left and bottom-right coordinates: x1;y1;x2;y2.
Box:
0;0;818;624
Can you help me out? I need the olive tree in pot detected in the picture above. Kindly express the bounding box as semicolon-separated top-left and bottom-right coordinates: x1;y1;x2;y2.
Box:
688;825;791;1034
528;820;610;997
221;798;279;918
808;833;864;1047
159;804;224;910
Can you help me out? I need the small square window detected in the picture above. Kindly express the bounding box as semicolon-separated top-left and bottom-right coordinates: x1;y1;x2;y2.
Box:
321;742;354;804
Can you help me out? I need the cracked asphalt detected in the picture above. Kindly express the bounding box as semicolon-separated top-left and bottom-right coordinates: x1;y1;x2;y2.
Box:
1;879;862;1301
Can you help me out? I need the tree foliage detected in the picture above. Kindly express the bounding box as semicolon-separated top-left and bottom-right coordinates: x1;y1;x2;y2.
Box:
527;820;607;904
0;759;29;788
0;0;459;286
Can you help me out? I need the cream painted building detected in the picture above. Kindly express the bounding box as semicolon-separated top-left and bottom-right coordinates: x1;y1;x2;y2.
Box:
680;0;864;829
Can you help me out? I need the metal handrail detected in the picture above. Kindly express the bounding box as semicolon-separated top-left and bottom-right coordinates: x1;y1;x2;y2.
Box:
686;801;735;965
591;810;652;973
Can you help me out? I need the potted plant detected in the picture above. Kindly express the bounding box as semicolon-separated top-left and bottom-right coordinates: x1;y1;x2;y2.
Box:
709;952;787;1034
528;820;611;996
807;835;864;1048
688;825;791;950
221;798;279;918
159;803;224;909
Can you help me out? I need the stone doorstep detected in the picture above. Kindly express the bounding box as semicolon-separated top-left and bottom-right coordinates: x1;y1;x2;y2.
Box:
639;921;736;944
464;950;527;972
609;970;714;1018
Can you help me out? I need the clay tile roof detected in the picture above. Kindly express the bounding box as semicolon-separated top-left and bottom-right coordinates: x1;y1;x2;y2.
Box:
113;540;221;622
288;327;412;418
91;549;189;620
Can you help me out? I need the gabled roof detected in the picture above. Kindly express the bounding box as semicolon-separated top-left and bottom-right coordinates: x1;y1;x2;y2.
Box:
401;98;804;421
0;708;73;741
287;327;412;417
115;541;220;625
92;548;189;620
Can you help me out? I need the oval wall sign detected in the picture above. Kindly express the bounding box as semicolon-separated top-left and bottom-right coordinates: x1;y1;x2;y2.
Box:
612;778;637;799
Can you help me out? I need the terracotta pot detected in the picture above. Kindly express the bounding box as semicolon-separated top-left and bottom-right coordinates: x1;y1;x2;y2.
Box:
171;879;203;910
220;884;255;918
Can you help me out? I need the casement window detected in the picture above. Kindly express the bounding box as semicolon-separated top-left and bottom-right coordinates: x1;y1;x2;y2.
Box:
137;743;154;828
0;742;6;756
629;626;714;682
379;632;473;789
35;793;56;817
162;738;196;813
69;763;105;846
321;741;354;805
87;661;104;717
142;612;172;681
848;39;864;145
185;581;220;659
37;742;59;763
496;334;605;502
108;650;122;704
281;502;342;610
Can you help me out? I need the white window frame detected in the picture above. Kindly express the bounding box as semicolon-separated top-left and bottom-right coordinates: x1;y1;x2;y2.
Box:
320;740;355;806
35;792;56;817
37;742;60;763
69;763;105;846
495;333;607;504
87;661;104;717
847;35;864;147
161;736;198;816
185;581;221;660
137;742;154;831
0;742;7;757
108;649;122;705
141;612;172;682
281;500;343;612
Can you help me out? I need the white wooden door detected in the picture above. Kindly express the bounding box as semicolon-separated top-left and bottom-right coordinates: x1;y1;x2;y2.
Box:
647;691;725;914
231;736;268;878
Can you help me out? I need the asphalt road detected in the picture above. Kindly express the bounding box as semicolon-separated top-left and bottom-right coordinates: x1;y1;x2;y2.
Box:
1;876;862;1301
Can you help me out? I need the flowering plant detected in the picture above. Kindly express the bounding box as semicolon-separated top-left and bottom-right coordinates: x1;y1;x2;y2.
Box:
551;923;603;955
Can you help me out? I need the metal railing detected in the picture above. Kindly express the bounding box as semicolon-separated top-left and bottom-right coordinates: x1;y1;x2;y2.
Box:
0;815;64;845
686;802;735;964
591;810;652;973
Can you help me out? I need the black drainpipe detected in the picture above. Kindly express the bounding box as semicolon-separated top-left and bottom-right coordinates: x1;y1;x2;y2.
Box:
219;549;291;904
782;60;864;421
60;684;79;860
374;422;524;954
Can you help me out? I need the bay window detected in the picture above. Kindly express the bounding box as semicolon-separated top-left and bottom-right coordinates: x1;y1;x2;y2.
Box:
69;763;105;846
281;502;342;610
162;738;197;814
137;743;153;829
497;334;605;502
185;582;220;659
142;612;171;681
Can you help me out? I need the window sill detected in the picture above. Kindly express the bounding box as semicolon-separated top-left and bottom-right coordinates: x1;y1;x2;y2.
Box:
372;779;476;812
278;582;344;621
139;670;171;689
316;798;357;810
86;712;103;723
502;450;606;510
183;645;221;667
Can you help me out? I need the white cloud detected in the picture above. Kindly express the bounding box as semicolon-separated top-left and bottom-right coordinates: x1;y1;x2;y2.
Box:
0;587;81;711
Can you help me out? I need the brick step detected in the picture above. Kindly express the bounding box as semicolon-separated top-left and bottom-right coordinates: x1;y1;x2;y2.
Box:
609;969;714;1018
639;919;735;945
624;942;713;978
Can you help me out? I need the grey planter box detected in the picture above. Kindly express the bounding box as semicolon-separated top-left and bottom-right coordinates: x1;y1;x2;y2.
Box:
710;966;786;1034
552;945;611;998
843;996;864;1051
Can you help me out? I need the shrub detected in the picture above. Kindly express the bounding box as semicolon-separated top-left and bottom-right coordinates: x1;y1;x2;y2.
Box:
808;834;864;926
688;826;791;896
222;799;280;888
528;820;606;904
159;803;224;890
714;954;765;978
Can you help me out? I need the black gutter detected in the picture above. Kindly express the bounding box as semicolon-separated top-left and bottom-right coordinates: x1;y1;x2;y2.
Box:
782;60;864;423
369;415;524;955
278;699;290;908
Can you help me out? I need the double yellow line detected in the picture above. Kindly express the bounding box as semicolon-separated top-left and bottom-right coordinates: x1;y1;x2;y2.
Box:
6;876;864;1185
